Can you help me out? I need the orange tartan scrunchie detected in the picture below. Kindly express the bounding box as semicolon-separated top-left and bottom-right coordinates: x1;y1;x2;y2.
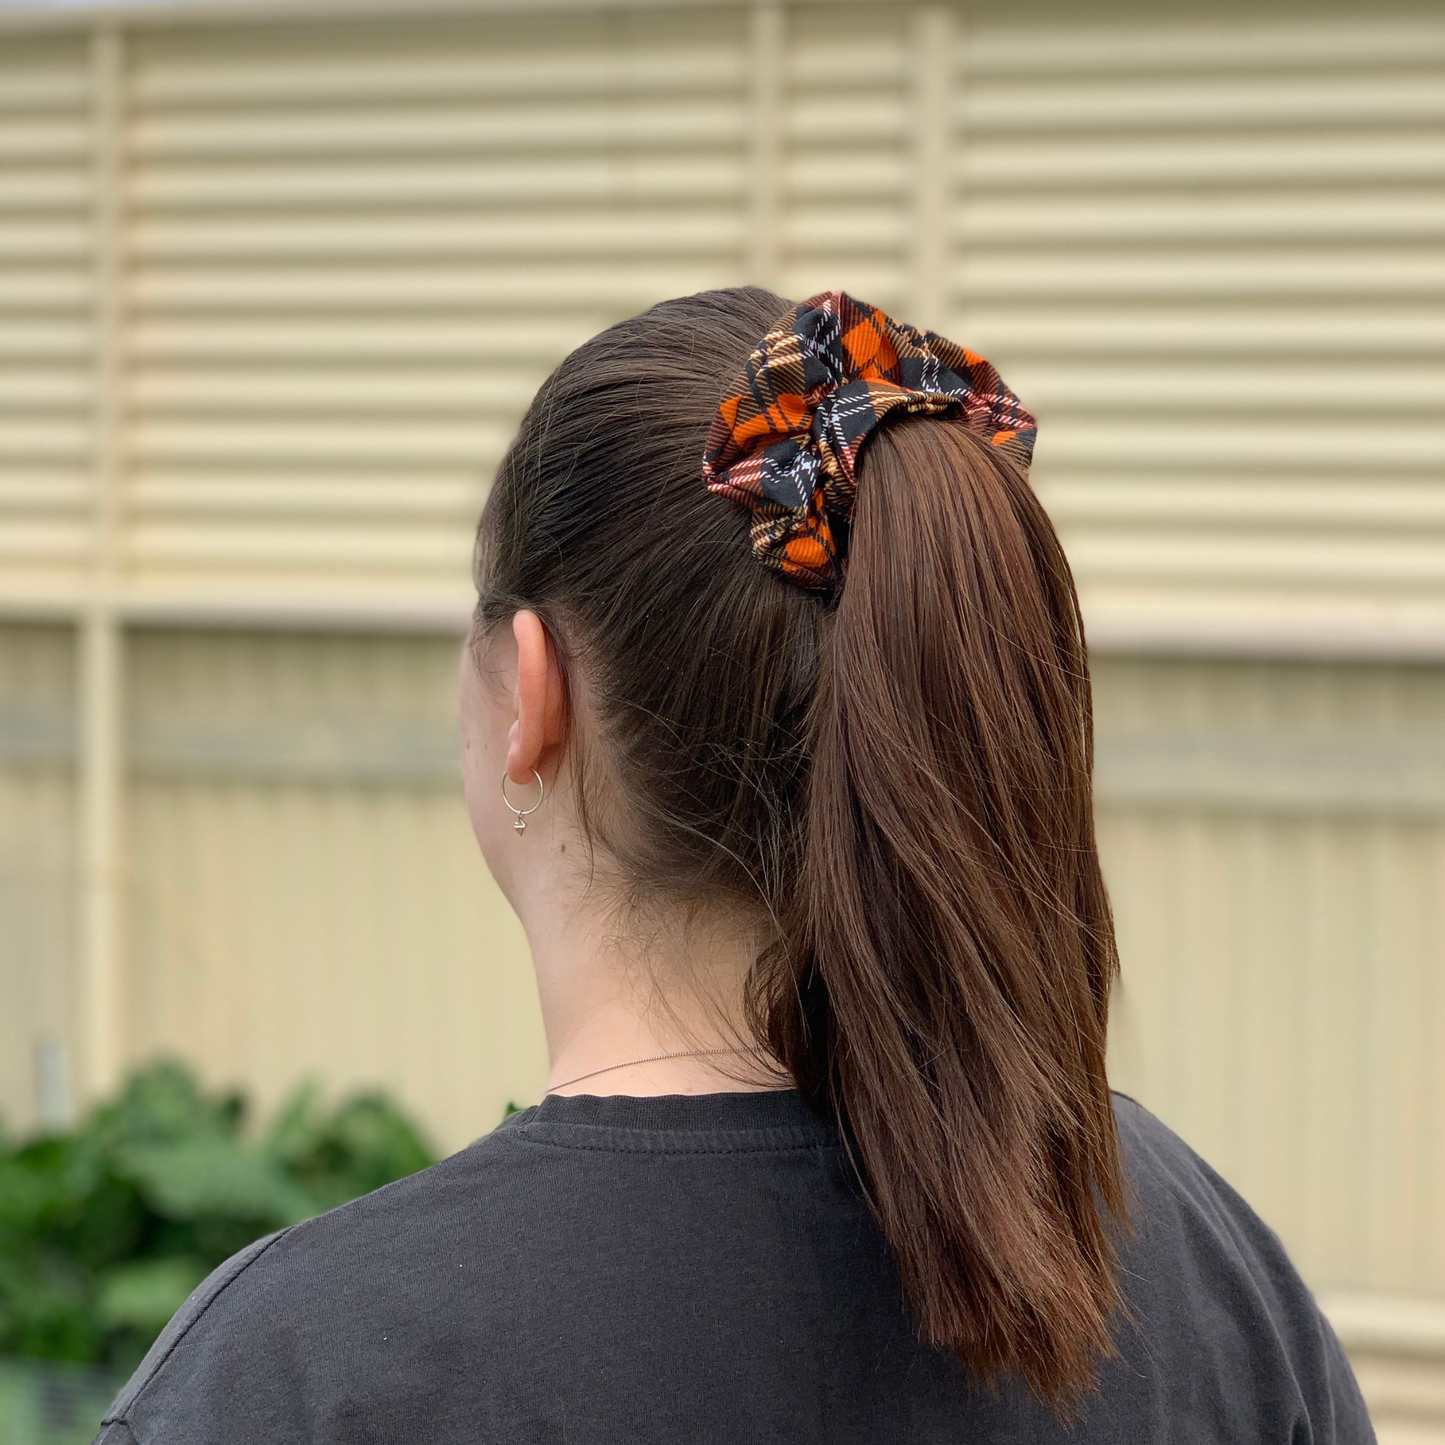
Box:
702;291;1036;592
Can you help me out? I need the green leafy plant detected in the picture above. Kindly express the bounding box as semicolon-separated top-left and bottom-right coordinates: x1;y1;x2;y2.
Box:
0;1062;435;1376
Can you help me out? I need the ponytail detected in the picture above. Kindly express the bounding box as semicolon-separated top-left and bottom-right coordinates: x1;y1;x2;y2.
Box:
753;418;1125;1406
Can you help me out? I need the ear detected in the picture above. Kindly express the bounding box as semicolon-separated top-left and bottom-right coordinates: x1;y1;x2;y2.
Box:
508;610;565;784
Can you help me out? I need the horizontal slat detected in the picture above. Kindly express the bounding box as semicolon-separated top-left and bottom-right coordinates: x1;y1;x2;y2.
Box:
1064;532;1445;586
131;417;510;464
131;368;543;411
0;117;88;159
132;156;745;209
131;211;744;260
965;76;1445;130
0;367;88;406
958;194;1445;245
132;104;745;157
132;475;482;519
0;475;89;512
130;156;910;218
1037;419;1445;472
0;277;89;311
784;30;909;80
1096;734;1445;815
129;266;733;312
0;319;88;359
0;171;89;208
0;417;90;457
0;68;86;110
126;313;699;360
785;96;907;141
960;252;1445;300
132;47;747;105
968;19;1445;73
0;520;91;559
785;208;903;252
130;714;461;786
787;154;908;197
1043;479;1445;529
958;306;1445;353
1322;1294;1445;1357
1014;363;1445;412
0;218;88;259
966;134;1445;188
127;521;471;568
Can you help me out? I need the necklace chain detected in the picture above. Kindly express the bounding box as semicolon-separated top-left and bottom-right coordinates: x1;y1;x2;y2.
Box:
547;1045;760;1095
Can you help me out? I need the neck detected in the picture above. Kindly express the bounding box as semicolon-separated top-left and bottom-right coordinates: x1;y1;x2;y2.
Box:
513;861;785;1098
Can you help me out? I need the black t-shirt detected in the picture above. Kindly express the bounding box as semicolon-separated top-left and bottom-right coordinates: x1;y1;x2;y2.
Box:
95;1090;1373;1444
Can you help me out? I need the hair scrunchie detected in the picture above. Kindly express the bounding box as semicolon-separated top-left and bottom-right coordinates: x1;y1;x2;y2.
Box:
702;290;1037;593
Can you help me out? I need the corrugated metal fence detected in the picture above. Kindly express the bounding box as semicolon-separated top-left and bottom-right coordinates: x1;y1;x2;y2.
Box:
2;1;1443;1427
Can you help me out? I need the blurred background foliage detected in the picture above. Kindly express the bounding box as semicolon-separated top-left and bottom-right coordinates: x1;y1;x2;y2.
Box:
0;1061;434;1376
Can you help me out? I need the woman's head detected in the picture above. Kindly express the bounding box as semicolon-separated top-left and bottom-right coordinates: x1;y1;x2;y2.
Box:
465;286;1124;1407
466;287;821;916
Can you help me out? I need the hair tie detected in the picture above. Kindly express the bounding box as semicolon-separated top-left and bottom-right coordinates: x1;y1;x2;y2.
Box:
702;290;1036;593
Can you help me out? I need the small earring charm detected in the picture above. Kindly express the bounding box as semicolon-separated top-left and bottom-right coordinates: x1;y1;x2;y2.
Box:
501;768;545;834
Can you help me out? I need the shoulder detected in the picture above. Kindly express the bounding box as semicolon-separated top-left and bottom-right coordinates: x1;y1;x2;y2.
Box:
1111;1090;1303;1287
1106;1093;1373;1443
96;1228;289;1441
1111;1090;1306;1313
98;1119;535;1445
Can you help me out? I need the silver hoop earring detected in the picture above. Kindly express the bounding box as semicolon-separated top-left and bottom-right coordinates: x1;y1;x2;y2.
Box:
501;768;545;834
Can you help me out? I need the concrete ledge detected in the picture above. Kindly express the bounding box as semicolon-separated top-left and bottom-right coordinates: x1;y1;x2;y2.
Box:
1321;1294;1445;1445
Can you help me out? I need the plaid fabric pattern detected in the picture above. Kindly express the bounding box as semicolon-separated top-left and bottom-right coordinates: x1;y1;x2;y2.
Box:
702;291;1037;591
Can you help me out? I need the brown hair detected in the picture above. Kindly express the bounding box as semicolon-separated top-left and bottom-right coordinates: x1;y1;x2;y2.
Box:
474;287;1124;1407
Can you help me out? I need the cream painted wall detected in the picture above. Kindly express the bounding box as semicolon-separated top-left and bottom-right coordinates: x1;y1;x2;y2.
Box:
121;629;545;1154
1094;656;1445;1298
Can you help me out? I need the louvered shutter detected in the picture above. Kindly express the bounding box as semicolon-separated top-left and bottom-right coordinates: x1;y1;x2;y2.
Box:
952;13;1445;649
124;9;752;614
0;33;94;605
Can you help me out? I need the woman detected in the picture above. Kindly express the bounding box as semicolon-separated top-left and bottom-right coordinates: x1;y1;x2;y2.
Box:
97;289;1371;1443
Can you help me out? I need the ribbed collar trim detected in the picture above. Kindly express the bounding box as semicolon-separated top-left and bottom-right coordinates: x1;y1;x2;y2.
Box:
499;1088;840;1154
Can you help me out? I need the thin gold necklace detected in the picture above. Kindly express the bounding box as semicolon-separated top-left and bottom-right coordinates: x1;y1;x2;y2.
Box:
546;1046;761;1095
